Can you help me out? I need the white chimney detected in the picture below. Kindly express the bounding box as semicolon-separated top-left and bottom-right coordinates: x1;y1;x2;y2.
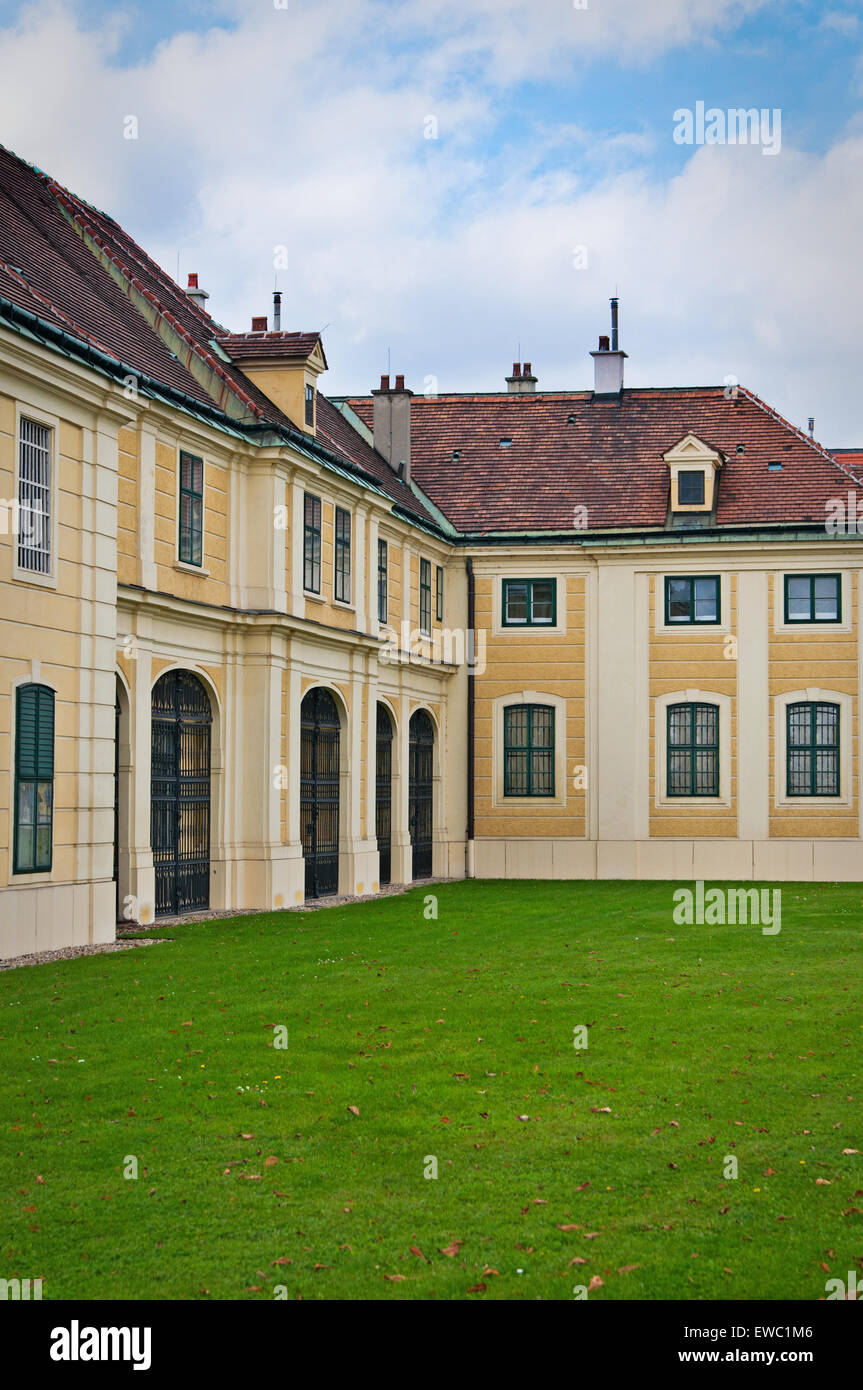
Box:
590;297;627;397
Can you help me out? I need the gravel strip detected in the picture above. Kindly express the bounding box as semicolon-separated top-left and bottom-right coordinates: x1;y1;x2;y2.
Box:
2;877;454;969
0;937;169;972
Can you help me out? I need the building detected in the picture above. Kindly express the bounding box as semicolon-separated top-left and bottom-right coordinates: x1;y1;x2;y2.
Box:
1;144;861;960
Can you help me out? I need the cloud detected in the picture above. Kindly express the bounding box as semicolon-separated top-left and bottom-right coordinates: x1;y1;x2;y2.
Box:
0;0;861;442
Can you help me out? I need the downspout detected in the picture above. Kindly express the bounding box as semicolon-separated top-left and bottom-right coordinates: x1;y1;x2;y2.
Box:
466;556;475;878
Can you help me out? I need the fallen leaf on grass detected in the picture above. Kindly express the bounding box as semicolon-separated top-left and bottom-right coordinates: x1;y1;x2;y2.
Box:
467;1282;487;1294
569;1256;588;1267
409;1246;425;1260
439;1241;463;1257
588;1275;603;1291
618;1264;640;1276
347;1106;360;1117
264;1156;278;1167
383;1274;405;1282
272;1257;293;1266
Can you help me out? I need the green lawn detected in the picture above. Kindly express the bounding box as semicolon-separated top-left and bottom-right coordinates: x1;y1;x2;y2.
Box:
2;879;862;1301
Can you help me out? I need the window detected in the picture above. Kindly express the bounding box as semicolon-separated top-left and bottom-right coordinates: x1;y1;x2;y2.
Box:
305;383;315;427
787;702;839;796
334;507;351;603
178;451;204;566
502;578;556;627
377;538;388;623
435;565;444;622
664;575;720;624
419;558;432;635
667;703;719;796
17;418;52;574
303;493;321;592
784;574;841;624
14;683;54;873
503;704;555;796
677;469;705;505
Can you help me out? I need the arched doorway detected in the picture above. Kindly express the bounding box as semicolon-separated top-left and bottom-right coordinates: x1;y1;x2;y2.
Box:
409;709;434;880
151;670;212;916
301;687;340;899
375;703;393;886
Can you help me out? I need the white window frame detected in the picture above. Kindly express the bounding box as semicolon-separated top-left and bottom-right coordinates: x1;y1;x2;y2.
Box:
774;687;852;809
492;691;567;809
654;689;733;809
13;403;59;589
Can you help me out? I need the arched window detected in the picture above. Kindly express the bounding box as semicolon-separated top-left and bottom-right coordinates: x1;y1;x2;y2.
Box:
14;683;55;872
787;702;839;796
667;702;719;797
503;704;554;797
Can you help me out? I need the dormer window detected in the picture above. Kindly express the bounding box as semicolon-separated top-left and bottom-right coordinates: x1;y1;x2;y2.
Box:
664;433;723;513
677;470;705;506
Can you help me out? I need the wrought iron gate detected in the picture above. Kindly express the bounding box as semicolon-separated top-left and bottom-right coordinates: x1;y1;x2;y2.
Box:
375;703;393;886
151;671;212;917
409;709;434;880
301;688;340;899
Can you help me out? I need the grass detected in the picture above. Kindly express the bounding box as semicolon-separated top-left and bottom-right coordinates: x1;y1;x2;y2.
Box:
1;879;862;1301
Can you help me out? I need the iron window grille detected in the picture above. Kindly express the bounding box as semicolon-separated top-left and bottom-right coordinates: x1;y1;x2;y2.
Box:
377;538;387;623
783;574;841;623
17;418;52;574
786;702;840;796
335;507;351;603
303;493;322;592
502;578;557;627
14;683;54;872
503;704;555;796
667;702;719;796
664;575;720;624
435;565;444;622
419;558;432;635
178;451;204;566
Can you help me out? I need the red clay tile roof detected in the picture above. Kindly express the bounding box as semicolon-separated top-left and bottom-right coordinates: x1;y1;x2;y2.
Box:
217;331;326;365
344;388;862;534
0;144;438;527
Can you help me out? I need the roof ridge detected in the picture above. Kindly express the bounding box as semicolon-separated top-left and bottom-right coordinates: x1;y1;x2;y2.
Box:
41;180;265;420
738;385;861;488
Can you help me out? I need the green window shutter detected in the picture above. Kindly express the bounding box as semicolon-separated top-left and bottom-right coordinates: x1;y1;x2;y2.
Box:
14;683;55;873
178;451;204;566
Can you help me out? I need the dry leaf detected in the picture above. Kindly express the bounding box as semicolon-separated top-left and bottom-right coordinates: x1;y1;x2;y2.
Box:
588;1275;603;1291
347;1106;360;1117
439;1241;463;1257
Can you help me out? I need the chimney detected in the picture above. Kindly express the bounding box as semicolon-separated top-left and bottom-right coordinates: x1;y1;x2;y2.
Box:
808;416;815;438
372;373;413;482
273;290;282;332
506;360;538;394
590;298;627;398
186;272;210;310
251;315;267;332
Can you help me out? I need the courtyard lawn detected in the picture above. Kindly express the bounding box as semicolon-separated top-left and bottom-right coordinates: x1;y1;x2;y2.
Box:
1;879;862;1302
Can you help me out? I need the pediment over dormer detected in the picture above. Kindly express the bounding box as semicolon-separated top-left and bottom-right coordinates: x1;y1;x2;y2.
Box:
663;433;725;512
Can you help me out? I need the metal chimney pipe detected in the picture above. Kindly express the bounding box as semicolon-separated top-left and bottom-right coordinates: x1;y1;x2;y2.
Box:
273;290;282;332
610;297;619;352
808;416;815;438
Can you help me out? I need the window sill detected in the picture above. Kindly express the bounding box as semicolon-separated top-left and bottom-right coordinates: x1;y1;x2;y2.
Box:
12;566;57;590
303;589;325;603
333;598;355;612
174;560;210;577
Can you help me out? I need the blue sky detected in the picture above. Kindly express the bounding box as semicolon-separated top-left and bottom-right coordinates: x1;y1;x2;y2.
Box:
1;0;862;440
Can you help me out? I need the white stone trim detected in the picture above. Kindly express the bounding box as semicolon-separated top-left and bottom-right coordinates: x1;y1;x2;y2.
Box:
773;687;852;809
491;690;567;810
654;688;733;810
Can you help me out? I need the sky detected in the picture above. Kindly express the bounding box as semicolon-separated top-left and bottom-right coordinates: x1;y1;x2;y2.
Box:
0;0;862;443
